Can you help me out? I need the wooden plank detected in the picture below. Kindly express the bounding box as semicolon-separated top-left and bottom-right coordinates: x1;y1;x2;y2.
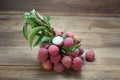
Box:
0;15;120;33
0;65;120;80
0;0;120;16
0;15;120;79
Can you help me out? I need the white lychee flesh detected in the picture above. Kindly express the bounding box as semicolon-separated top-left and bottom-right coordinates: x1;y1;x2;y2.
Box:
52;36;63;46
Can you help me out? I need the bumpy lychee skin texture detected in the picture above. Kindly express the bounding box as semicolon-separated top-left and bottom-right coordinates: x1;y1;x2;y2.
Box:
54;63;65;73
72;57;82;71
74;35;81;44
48;45;59;56
39;43;49;49
85;49;95;62
37;48;48;63
78;47;84;55
66;31;74;37
68;49;79;57
62;56;72;68
63;37;74;48
42;60;52;70
50;54;61;64
52;36;63;46
54;28;62;36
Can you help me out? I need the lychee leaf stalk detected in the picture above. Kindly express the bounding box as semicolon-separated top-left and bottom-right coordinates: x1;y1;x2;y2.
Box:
22;9;55;48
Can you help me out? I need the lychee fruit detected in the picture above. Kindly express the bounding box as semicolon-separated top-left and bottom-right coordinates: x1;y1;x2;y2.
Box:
52;36;63;46
48;45;59;56
50;54;61;64
78;47;84;55
66;31;74;37
37;48;48;63
39;43;49;49
85;49;95;62
63;37;74;48
72;57;82;71
68;49;79;57
74;35;81;44
62;56;72;68
54;63;65;73
42;60;52;70
54;28;62;36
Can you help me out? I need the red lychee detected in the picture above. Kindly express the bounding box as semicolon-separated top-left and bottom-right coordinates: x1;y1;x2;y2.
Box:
37;48;48;63
66;31;74;37
54;28;62;36
72;57;82;71
39;43;49;49
48;45;59;56
63;37;74;48
68;49;79;57
42;60;53;70
85;49;95;62
50;54;61;64
74;35;81;44
78;47;84;55
54;63;65;73
62;56;72;68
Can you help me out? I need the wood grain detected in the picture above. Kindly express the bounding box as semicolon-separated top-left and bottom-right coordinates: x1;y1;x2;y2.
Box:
0;15;120;80
0;0;120;16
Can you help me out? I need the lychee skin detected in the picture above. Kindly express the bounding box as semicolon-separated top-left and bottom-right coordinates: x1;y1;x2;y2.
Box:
63;37;74;48
66;31;74;37
54;28;62;36
78;47;84;55
62;56;72;68
54;63;65;73
72;57;82;71
37;48;48;63
48;45;59;56
85;49;95;62
68;49;79;57
39;43;49;49
50;54;61;64
42;60;52;70
74;35;81;44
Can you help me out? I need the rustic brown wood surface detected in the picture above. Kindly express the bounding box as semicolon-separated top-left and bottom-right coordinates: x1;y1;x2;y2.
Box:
0;0;120;16
0;14;120;80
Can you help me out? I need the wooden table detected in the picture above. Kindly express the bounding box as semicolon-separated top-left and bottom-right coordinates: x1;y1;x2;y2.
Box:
0;14;120;80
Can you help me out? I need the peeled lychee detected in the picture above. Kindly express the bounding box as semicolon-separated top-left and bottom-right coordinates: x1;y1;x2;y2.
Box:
63;37;74;48
42;60;52;70
54;63;65;73
54;28;62;36
37;48;48;63
72;57;82;71
78;47;84;55
62;56;72;68
39;43;49;49
66;31;74;37
48;45;59;56
50;54;61;64
52;36;63;46
85;49;95;62
74;35;81;44
68;49;79;57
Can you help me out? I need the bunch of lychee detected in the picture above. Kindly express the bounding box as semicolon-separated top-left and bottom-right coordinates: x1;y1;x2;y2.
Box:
37;28;95;73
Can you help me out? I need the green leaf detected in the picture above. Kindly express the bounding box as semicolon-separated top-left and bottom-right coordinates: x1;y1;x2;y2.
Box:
62;29;67;39
46;16;50;23
23;22;28;40
64;44;81;51
28;26;46;48
23;12;38;27
34;34;52;46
